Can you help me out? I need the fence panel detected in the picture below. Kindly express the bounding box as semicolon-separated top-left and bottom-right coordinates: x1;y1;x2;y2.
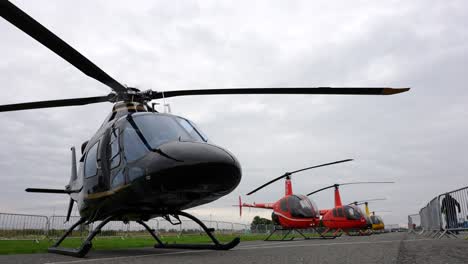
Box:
408;214;421;232
439;186;468;232
0;213;48;239
1;213;251;240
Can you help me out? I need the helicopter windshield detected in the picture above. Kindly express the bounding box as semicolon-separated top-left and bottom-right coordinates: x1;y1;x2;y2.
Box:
288;195;319;218
344;205;363;220
123;114;207;162
371;215;383;224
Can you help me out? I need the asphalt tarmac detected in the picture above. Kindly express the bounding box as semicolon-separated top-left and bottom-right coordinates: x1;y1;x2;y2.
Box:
1;232;467;264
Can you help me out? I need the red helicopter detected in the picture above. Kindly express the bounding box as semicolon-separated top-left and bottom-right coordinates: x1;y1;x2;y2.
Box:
307;182;393;237
240;159;353;241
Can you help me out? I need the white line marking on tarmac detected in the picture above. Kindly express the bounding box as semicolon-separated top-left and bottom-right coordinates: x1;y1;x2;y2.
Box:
237;238;433;250
45;238;433;264
45;250;209;264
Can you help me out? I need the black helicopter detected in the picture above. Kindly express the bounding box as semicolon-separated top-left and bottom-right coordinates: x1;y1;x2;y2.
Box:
0;0;410;258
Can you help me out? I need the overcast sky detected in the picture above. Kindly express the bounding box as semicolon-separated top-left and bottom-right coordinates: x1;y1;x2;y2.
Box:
1;0;467;227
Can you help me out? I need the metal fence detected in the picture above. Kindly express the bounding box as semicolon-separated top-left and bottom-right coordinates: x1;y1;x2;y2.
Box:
407;214;421;233
0;212;252;240
408;185;468;239
0;213;49;239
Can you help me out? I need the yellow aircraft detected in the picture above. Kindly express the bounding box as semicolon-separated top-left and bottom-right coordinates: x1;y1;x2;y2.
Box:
349;198;389;233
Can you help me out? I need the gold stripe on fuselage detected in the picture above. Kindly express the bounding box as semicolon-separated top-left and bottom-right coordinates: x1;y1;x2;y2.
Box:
84;184;130;200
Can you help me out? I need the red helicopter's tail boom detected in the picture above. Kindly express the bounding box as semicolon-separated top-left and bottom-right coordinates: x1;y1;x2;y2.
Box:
319;209;330;216
241;202;274;209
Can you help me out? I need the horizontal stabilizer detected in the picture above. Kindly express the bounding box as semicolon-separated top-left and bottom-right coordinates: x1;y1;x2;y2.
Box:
25;188;79;194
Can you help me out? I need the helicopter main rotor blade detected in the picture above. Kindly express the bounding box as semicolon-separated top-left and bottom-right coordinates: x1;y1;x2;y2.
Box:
153;87;409;99
307;181;394;196
339;181;395;186
307;184;337;196
0;95;112;112
246;159;353;196
0;0;127;93
349;198;387;205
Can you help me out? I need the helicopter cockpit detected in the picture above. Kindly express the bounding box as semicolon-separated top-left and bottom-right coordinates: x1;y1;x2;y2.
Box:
371;215;383;225
338;205;364;220
120;113;208;162
280;194;319;218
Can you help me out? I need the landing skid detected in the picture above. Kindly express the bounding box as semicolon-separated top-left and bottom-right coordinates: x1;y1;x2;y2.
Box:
48;216;114;257
151;211;240;250
264;226;337;241
345;229;372;236
319;228;342;238
47;211;240;258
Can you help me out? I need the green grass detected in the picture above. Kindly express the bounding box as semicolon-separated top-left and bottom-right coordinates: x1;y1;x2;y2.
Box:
0;233;313;255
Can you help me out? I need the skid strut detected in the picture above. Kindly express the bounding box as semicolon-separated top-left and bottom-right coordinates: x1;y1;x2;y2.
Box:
48;215;114;257
47;211;240;258
151;211;240;250
264;226;337;241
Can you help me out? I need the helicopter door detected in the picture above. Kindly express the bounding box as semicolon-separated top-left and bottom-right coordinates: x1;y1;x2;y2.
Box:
108;128;125;189
333;208;345;218
83;139;106;193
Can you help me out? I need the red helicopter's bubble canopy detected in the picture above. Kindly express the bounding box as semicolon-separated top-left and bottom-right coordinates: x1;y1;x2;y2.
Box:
342;205;364;220
288;195;319;218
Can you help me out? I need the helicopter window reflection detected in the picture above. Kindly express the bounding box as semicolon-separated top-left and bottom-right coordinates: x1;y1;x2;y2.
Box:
110;129;120;169
111;170;124;188
123;127;147;162
129;114;204;148
84;141;99;178
187;120;208;142
176;118;206;142
371;215;382;224
280;198;288;211
288;195;317;218
344;206;362;220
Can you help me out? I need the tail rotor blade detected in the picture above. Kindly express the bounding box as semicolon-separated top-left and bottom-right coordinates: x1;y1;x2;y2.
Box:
239;196;242;217
65;198;74;223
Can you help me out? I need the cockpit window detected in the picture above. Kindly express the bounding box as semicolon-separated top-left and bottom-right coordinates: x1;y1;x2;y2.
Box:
84;141;99;178
123;126;147;162
132;114;204;147
109;129;120;169
344;205;362;220
288;195;319;218
175;118;207;142
187;119;208;142
371;215;382;224
122;114;208;162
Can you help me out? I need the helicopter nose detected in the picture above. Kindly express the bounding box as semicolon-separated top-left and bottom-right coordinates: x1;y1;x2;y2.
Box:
143;141;242;196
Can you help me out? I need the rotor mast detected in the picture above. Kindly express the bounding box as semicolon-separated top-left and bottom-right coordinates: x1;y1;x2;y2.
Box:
334;185;342;207
285;174;293;196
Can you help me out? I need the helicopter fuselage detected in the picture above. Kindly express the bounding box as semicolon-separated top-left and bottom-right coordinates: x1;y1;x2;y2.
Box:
70;102;242;221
